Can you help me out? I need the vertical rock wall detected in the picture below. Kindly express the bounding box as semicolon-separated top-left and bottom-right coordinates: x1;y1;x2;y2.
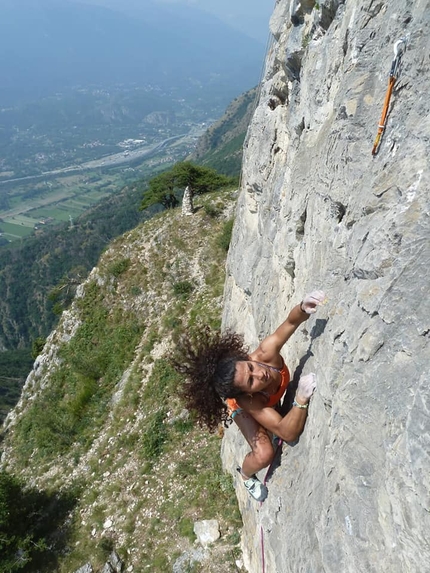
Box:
221;1;430;572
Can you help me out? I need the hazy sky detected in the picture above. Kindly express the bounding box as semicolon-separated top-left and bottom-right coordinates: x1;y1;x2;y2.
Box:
74;0;274;43
160;0;274;42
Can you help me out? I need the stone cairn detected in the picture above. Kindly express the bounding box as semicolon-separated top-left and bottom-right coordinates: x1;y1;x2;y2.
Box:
181;186;194;215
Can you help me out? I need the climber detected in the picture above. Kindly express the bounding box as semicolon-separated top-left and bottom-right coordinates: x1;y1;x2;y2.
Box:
171;290;325;502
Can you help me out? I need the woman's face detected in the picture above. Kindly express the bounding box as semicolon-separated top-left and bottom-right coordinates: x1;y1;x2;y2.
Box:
233;361;278;394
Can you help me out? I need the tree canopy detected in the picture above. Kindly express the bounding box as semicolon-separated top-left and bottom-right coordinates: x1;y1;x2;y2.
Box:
0;470;79;571
140;161;235;210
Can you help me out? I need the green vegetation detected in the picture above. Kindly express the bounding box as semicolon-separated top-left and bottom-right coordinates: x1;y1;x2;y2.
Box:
140;409;168;460
0;350;34;424
0;179;156;421
0;83;249;426
0;221;34;239
0;183;148;350
203;202;222;218
217;219;235;252
302;32;312;48
0;76;253;572
1;189;242;572
13;281;145;461
31;338;46;359
107;257;131;278
0;161;237;358
111;359;243;572
141;161;235;210
172;280;195;300
190;87;257;176
0;470;80;572
139;360;180;462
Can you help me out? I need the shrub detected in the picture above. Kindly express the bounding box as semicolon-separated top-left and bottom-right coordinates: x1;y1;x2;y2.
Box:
172;280;194;300
141;409;168;460
203;204;221;218
31;337;46;359
216;219;234;252
178;517;195;542
107;257;131;277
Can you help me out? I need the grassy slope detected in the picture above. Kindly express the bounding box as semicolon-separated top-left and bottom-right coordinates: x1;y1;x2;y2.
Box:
1;188;244;573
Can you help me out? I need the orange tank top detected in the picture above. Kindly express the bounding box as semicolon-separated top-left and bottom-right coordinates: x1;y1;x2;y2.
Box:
226;361;290;413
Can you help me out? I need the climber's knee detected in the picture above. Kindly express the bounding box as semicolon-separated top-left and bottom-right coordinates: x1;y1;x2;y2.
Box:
251;440;275;468
234;410;275;466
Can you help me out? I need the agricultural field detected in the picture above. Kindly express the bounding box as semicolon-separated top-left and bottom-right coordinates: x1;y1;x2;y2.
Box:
0;80;223;244
1;173;124;241
0;129;202;243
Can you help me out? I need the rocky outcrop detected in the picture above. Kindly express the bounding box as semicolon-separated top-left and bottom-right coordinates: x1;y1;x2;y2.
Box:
189;87;258;175
190;88;257;161
222;1;430;572
73;551;123;573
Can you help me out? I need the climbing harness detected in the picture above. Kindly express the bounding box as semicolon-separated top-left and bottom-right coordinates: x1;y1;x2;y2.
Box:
259;437;283;573
371;38;406;155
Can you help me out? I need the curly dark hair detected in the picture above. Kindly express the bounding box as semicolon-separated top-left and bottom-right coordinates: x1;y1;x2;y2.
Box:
170;327;249;432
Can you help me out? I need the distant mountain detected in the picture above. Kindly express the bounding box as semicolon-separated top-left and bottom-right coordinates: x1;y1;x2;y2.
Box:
189;87;258;176
0;0;264;104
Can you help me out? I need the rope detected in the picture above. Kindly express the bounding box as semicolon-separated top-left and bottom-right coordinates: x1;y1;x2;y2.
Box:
371;38;406;156
259;437;283;573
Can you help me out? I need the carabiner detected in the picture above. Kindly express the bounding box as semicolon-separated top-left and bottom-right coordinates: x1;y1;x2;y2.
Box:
390;38;406;78
393;38;406;58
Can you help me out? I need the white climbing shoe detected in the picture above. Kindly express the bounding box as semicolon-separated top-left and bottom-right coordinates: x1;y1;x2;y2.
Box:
244;475;268;502
237;468;268;502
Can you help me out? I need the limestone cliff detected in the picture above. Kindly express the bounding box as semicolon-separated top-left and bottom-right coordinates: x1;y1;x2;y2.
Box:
221;1;430;572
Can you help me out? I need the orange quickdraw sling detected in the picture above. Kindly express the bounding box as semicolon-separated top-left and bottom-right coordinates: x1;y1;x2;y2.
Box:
371;38;406;156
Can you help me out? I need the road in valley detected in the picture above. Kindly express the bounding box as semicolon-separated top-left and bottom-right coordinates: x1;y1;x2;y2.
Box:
0;133;189;188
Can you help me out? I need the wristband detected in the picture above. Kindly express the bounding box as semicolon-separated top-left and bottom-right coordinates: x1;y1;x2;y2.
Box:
299;301;307;313
293;397;308;409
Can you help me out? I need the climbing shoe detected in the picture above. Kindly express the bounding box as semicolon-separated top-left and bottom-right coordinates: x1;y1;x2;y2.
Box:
237;468;268;502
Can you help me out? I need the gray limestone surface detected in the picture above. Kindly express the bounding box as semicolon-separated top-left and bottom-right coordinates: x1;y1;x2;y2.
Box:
221;1;430;572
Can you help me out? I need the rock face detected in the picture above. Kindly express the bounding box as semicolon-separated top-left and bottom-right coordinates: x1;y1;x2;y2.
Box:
221;1;430;572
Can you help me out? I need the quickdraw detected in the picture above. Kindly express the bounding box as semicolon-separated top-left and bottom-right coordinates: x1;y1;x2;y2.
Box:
371;38;406;156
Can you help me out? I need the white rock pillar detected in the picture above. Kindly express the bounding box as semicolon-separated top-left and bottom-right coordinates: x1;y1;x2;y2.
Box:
181;185;194;215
